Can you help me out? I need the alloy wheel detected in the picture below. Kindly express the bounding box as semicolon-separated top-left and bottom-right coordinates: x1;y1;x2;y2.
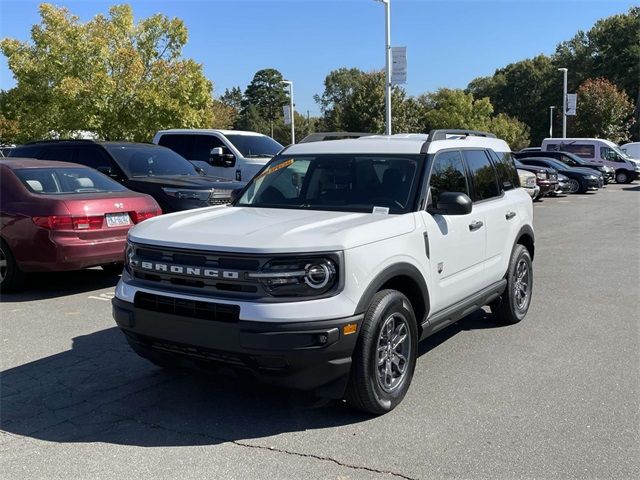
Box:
376;312;412;393
514;259;530;310
616;172;628;183
568;179;580;193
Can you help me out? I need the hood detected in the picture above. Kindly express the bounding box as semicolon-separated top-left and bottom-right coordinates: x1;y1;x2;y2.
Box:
128;206;416;253
127;175;243;189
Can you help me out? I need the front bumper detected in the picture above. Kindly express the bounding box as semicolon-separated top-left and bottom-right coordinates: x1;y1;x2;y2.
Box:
537;181;558;197
112;296;362;398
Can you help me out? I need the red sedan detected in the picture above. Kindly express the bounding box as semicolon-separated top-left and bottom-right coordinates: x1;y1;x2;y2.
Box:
0;159;161;291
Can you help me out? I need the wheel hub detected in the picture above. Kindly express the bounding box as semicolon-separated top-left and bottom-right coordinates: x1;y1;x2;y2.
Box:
514;259;530;310
376;313;411;393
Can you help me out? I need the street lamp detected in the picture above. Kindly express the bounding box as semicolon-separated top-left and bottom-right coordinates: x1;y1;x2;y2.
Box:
282;80;294;144
374;0;392;135
558;68;568;138
549;106;555;138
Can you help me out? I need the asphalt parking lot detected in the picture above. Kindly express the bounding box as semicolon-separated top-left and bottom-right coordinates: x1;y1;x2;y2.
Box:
1;184;639;480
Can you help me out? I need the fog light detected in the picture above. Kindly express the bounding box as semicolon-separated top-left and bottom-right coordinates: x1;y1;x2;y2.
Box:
317;334;328;345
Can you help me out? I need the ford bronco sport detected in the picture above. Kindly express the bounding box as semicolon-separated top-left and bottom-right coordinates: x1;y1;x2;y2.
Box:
113;129;535;414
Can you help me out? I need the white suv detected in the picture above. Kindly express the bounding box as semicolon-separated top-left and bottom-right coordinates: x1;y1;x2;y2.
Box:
113;129;534;414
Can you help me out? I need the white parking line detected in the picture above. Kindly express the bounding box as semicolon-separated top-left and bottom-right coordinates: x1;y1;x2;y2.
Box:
88;292;115;302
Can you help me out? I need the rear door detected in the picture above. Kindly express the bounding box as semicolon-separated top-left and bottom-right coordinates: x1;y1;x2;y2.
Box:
418;149;486;312
462;149;506;285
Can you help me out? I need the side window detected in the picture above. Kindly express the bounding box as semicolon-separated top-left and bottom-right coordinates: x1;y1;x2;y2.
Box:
40;147;75;162
463;150;500;202
192;135;227;160
600;147;624;163
489;150;519;190
559;143;594;159
429;150;469;206
75;147;113;170
157;134;194;159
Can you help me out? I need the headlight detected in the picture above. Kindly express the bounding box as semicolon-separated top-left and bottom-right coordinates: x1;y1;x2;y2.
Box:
587;175;597;180
249;257;339;297
124;241;136;274
635;166;640;172
536;172;546;180
162;188;212;201
526;177;537;187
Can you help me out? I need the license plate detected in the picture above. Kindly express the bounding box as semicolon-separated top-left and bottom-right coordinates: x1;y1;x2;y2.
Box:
106;212;131;227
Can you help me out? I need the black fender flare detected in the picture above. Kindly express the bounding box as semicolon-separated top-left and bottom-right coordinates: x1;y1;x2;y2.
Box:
354;262;430;324
514;224;535;260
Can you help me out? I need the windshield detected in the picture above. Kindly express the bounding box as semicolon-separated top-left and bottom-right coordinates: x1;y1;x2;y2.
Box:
15;167;127;194
611;145;631;159
226;134;283;158
104;145;198;177
236;154;423;214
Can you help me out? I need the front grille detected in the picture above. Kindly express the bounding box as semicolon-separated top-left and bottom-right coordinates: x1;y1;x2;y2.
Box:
550;173;557;181
135;291;240;322
130;244;266;298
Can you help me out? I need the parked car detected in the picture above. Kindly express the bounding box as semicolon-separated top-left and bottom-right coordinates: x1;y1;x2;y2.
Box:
519;157;602;193
0;159;161;292
298;132;371;143
515;150;614;183
620;142;640;159
153;129;283;182
541;138;639;183
113;129;535;414
9;140;244;212
555;173;573;195
513;160;558;199
518;147;541;154
518;169;539;199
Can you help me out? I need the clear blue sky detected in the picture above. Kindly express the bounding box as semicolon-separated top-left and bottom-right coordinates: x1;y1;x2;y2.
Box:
0;0;635;116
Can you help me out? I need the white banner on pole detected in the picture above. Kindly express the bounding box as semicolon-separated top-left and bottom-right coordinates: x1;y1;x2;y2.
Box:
283;105;291;125
391;46;407;85
566;93;577;116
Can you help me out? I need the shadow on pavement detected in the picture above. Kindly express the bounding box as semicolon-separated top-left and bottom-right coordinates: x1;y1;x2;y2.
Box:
622;185;640;191
0;268;119;303
0;309;501;447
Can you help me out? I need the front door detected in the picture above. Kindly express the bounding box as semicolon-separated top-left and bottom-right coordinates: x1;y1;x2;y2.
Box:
419;150;487;313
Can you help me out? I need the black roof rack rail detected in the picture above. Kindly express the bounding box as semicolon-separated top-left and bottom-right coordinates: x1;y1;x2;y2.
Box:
420;129;497;153
25;139;97;145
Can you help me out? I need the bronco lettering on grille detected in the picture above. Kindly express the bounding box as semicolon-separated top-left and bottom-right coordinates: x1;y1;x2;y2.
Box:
139;261;239;279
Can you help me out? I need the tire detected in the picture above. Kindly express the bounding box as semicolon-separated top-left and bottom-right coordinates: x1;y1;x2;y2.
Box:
578;180;588;194
0;239;25;293
615;170;629;184
567;178;580;194
101;262;124;275
490;244;533;325
345;289;418;415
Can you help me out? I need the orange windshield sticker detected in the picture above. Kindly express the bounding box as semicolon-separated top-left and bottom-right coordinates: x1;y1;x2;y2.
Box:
255;159;295;180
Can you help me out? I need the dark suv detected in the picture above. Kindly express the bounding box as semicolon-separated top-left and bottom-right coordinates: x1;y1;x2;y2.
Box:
9;140;245;212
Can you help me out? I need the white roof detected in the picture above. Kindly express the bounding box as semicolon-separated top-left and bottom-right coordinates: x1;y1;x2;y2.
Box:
542;137;618;147
156;129;266;137
283;134;511;155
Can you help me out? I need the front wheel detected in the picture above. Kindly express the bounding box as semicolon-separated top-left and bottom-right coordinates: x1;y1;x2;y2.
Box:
567;178;580;194
345;289;418;415
615;170;629;184
490;244;533;325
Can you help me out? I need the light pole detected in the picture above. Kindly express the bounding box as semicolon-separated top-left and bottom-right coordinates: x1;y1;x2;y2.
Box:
375;0;392;135
549;106;555;138
558;68;568;138
282;80;294;144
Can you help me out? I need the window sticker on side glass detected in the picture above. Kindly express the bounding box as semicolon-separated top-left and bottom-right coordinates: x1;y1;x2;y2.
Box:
255;158;294;180
372;206;389;215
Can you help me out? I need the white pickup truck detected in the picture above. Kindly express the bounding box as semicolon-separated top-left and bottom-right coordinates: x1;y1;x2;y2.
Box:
153;129;284;182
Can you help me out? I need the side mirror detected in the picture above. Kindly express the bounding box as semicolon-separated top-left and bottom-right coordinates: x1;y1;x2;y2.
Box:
209;147;236;168
229;188;243;203
428;192;472;216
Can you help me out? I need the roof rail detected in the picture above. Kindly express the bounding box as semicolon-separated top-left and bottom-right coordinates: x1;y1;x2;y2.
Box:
420;129;497;153
428;129;496;141
25;139;97;145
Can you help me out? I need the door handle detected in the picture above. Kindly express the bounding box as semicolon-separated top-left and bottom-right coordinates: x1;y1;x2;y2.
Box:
468;220;483;231
505;211;516;220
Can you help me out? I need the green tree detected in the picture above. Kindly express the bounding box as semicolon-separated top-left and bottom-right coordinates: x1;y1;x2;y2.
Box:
242;68;288;136
314;67;366;131
0;3;215;142
572;78;635;143
234;104;269;134
220;86;243;112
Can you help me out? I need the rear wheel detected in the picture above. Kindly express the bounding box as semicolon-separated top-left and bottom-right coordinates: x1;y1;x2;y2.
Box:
490;244;533;325
101;262;124;275
567;178;580;194
0;239;25;293
345;289;417;415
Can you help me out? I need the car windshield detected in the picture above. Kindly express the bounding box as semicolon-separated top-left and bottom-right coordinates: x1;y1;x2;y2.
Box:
611;145;631;159
542;158;570;170
226;134;283;158
104;144;198;177
14;167;127;194
236;154;422;214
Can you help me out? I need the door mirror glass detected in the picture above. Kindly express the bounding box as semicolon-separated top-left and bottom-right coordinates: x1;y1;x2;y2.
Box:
428;192;472;216
209;147;236;167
